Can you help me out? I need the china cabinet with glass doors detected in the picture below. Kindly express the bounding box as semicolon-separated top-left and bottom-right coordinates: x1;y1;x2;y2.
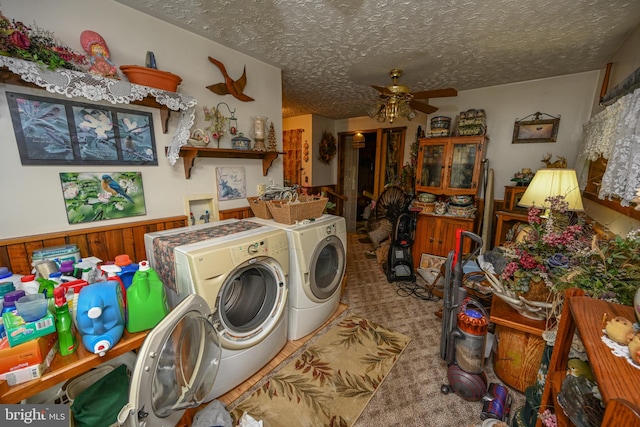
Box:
415;136;487;195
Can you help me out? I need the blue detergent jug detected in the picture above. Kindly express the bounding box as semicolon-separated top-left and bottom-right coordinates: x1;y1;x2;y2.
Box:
75;281;125;356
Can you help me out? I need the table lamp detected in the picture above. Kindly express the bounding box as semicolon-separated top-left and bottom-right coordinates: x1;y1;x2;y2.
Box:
518;168;584;217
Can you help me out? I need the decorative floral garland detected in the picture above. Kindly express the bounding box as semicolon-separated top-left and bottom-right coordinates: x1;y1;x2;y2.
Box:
318;131;336;164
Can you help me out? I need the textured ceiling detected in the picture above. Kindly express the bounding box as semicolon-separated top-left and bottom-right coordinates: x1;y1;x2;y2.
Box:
115;0;640;119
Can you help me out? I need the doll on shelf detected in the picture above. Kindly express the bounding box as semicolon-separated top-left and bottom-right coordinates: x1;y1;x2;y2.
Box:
80;30;117;78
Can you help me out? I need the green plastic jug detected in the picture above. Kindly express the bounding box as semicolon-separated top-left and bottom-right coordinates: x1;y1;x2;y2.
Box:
125;261;169;333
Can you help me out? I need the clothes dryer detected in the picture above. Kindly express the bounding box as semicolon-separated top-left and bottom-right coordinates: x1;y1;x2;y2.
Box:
245;214;347;340
144;219;289;399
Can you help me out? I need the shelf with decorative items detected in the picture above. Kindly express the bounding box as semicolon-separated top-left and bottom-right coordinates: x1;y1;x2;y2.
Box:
0;57;197;166
169;146;283;179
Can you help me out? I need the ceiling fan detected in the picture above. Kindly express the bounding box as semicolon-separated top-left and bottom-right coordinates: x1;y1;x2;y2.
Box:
370;68;457;122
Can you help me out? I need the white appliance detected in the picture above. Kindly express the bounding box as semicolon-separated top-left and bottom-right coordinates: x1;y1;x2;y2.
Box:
143;219;289;400
245;214;347;340
118;293;222;427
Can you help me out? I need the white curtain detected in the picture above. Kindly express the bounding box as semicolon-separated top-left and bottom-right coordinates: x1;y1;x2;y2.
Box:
577;87;640;206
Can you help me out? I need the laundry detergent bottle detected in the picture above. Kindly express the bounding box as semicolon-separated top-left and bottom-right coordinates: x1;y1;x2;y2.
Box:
54;286;78;356
126;260;169;333
76;281;125;356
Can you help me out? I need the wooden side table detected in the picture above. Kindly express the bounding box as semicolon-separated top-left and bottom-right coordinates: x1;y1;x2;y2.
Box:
490;296;547;392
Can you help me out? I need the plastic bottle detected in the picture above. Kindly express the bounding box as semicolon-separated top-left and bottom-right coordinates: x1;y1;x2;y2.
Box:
126;260;169;333
0;267;23;289
99;264;127;307
2;290;25;315
48;271;63;286
75;281;125;356
0;282;16;339
53;286;78;356
114;254;139;289
19;274;40;295
61;279;90;327
58;260;76;283
38;278;56;314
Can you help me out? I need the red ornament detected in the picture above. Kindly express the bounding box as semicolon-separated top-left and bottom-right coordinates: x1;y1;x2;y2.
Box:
230;126;237;135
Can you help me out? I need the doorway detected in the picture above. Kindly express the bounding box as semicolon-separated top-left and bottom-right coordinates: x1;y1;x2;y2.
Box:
338;127;407;233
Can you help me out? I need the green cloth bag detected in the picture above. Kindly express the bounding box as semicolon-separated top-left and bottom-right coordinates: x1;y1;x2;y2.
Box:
71;364;130;427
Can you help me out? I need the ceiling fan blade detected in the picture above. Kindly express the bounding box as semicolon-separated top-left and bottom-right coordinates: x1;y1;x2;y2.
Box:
411;88;458;99
409;100;438;114
371;85;393;96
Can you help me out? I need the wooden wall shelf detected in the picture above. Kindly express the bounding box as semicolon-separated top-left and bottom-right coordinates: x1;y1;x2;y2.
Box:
171;146;283;179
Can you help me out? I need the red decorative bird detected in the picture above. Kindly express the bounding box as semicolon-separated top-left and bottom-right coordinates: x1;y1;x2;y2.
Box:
206;56;254;102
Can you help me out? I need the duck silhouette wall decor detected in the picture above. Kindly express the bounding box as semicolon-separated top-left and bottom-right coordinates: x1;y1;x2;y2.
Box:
206;56;254;102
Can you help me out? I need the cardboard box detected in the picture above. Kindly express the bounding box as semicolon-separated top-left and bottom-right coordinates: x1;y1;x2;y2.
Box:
2;310;56;347
0;338;58;385
0;333;58;375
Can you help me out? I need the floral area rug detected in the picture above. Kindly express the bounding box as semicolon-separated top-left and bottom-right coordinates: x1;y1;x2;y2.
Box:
228;314;411;426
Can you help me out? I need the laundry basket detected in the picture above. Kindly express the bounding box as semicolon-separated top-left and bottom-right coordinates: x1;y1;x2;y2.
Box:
267;196;328;224
247;197;273;219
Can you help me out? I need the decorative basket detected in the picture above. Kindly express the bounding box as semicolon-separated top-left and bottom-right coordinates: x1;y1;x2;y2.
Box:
412;201;435;213
247;197;273;219
481;268;559;321
267;195;328;224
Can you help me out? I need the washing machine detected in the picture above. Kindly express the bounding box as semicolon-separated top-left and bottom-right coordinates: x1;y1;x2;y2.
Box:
118;293;222;427
143;219;289;400
245;214;347;340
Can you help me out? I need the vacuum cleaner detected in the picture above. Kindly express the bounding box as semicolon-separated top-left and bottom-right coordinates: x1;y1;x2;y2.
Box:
385;210;417;282
439;229;488;401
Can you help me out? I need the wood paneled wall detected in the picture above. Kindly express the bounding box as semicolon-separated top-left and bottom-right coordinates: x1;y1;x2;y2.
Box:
0;216;188;276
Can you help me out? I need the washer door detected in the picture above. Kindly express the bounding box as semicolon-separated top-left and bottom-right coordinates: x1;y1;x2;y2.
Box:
308;235;346;302
215;256;288;350
119;293;221;427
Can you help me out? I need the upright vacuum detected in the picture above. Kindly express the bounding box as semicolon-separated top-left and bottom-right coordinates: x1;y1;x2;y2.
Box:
385;210;418;282
439;229;488;401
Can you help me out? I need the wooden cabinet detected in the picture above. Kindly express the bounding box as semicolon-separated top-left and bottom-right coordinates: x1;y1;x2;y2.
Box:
537;294;640;427
412;213;475;263
415;136;487;195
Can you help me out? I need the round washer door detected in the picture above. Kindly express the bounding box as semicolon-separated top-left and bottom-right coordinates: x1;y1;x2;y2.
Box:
215;256;288;350
119;293;221;427
307;235;346;302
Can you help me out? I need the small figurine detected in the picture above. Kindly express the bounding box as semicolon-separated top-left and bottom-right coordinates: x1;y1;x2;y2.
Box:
80;30;117;78
603;313;635;345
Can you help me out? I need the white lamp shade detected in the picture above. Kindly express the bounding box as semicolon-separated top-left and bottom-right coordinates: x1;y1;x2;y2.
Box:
518;168;584;211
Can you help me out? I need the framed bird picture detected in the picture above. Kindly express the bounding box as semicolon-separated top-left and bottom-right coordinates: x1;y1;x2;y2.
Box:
6;92;158;165
59;172;147;224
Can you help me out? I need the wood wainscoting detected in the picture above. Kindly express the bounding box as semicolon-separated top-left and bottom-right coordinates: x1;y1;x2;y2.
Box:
0;216;188;275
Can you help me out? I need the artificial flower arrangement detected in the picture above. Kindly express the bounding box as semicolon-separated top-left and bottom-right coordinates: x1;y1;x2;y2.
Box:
0;11;87;70
499;196;594;301
486;195;640;309
510;168;535;185
203;105;227;145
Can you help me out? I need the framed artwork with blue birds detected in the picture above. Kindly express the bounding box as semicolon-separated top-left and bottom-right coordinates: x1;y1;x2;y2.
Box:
59;172;146;224
7;92;158;165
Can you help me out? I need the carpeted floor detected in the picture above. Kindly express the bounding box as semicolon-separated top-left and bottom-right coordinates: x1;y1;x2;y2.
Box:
341;232;525;427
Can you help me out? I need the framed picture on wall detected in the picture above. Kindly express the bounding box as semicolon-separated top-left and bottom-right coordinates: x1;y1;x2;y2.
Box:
512;112;560;144
216;167;246;201
7;92;158;165
59;171;146;224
